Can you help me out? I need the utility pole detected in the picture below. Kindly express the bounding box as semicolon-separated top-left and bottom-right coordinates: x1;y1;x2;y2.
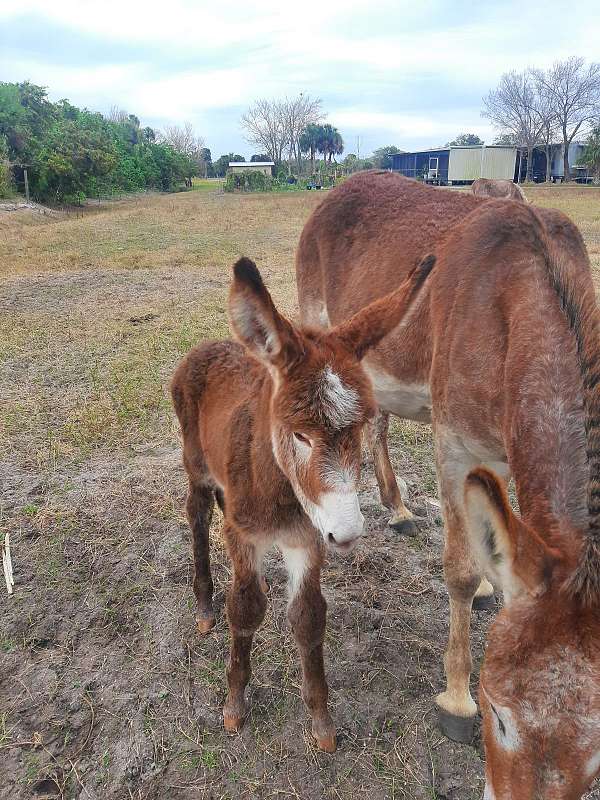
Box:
357;136;360;159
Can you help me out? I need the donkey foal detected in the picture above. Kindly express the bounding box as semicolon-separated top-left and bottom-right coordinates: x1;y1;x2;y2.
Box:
171;255;434;751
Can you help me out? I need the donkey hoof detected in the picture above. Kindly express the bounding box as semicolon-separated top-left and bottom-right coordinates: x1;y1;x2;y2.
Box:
388;517;418;537
223;711;245;733
314;731;336;753
196;613;216;635
436;706;476;743
260;576;269;594
472;593;496;611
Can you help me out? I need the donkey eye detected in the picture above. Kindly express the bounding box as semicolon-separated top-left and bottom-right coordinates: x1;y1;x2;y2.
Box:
293;432;312;447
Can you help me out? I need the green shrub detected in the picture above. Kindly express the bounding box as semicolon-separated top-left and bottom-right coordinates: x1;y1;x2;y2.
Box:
0;81;195;203
224;170;272;192
0;160;13;198
0;135;14;198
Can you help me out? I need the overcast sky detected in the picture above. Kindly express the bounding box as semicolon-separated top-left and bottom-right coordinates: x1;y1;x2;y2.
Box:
2;0;599;159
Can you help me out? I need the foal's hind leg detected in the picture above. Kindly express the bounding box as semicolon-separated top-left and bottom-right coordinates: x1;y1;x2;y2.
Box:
186;479;216;634
366;410;416;535
222;527;267;732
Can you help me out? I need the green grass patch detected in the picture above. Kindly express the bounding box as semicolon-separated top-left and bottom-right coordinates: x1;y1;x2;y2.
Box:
191;178;223;192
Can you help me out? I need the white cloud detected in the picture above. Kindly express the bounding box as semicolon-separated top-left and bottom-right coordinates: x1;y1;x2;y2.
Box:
331;109;492;140
1;0;599;155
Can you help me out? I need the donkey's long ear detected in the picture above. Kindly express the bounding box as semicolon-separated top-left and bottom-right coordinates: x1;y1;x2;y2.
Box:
229;257;303;368
464;468;562;604
333;255;435;360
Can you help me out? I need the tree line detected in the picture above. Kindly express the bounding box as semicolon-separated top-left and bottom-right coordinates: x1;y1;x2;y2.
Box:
239;95;344;174
0;82;206;203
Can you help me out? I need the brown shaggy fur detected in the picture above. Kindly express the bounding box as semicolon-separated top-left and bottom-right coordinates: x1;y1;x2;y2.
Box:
171;254;433;751
296;170;600;797
471;177;526;202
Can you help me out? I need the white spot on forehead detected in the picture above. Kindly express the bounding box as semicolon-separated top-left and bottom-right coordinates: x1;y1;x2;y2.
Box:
319;366;361;429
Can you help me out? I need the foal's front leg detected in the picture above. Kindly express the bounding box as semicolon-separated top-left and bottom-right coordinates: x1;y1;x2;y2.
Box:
280;543;336;752
222;527;267;732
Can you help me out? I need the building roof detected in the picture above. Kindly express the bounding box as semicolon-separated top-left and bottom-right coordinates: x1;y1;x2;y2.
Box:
392;145;517;157
228;161;274;167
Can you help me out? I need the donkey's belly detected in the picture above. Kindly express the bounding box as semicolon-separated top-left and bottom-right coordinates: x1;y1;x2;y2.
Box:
364;365;432;423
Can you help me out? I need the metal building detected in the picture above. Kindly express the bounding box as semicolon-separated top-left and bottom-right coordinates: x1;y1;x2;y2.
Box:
228;161;274;176
391;146;517;185
521;143;589;183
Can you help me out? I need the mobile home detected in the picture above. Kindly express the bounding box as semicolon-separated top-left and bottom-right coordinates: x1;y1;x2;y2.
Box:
391;145;517;185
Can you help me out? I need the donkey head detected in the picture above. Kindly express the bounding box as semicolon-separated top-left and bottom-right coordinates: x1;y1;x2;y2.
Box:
465;468;600;799
228;255;434;551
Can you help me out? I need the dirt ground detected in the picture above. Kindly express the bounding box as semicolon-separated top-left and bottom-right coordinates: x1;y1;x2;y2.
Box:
2;184;600;800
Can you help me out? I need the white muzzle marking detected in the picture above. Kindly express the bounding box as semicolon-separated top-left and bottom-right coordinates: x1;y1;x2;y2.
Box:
311;490;364;547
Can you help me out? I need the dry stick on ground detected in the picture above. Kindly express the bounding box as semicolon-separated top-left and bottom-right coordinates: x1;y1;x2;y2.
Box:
3;529;14;595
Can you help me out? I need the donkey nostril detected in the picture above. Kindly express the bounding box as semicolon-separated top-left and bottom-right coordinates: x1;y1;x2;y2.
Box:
328;532;337;544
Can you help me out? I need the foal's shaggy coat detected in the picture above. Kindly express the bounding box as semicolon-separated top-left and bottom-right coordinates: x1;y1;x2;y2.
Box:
171;255;433;750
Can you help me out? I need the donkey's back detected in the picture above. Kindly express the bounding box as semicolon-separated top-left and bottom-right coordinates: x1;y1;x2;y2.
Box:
296;171;480;330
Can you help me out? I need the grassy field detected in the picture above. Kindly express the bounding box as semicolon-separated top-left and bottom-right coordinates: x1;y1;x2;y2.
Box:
2;183;600;800
191;178;225;192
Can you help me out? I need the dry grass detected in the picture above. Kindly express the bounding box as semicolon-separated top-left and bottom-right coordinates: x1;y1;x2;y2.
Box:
525;184;600;278
2;182;600;800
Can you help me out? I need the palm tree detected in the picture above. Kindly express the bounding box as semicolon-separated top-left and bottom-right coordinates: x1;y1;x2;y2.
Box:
316;124;332;163
331;129;344;162
299;123;321;173
316;124;344;164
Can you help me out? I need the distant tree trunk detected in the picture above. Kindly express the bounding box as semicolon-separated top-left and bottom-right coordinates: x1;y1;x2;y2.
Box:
563;127;570;182
525;146;533;182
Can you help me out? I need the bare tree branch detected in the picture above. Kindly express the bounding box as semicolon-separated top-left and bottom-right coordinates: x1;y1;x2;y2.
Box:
534;57;600;180
158;122;207;178
160;122;205;159
482;70;547;181
241;99;287;164
240;94;323;170
107;106;129;124
282;94;323;171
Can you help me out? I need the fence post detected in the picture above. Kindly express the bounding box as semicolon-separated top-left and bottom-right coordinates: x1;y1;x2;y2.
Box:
24;168;30;203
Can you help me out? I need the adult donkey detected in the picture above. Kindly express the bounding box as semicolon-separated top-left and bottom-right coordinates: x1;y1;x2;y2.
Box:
172;255;433;752
297;171;600;797
471;177;527;202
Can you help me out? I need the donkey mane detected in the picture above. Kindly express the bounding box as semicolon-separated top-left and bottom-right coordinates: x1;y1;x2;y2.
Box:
542;226;600;606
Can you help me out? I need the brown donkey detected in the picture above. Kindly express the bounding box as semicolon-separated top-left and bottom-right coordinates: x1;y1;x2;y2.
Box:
297;171;600;796
171;255;434;752
471;177;527;202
